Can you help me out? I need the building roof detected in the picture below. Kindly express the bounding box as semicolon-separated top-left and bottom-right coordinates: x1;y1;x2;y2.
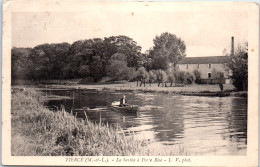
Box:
178;56;229;64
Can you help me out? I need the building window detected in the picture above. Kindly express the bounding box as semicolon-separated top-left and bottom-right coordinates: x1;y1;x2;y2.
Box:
208;73;211;78
186;64;188;69
208;64;211;68
197;64;200;68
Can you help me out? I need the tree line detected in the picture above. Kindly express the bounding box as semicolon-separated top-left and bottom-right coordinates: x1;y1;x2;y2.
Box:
12;32;248;91
12;32;188;84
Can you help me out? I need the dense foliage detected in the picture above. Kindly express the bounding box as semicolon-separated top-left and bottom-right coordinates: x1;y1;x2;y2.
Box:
174;71;195;85
11;47;32;80
146;32;186;70
12;36;143;83
106;53;135;81
12;33;188;85
193;69;201;84
226;44;248;91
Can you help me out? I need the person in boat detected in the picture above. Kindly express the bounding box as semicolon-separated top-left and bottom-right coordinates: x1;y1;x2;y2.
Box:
119;95;128;107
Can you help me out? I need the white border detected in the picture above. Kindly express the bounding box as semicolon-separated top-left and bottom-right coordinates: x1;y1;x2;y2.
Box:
2;1;259;166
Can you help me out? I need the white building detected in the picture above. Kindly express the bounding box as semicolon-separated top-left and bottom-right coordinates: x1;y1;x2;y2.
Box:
177;56;231;84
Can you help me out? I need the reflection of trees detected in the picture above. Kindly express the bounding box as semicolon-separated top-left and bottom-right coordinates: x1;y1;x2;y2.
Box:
226;98;247;143
45;90;248;149
150;96;185;143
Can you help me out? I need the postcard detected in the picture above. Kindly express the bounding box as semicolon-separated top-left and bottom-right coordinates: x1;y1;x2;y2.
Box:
2;0;258;166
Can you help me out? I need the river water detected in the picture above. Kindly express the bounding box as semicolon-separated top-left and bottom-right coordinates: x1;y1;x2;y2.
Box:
45;89;247;155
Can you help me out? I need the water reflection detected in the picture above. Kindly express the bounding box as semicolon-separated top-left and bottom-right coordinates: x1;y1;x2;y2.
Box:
45;89;247;155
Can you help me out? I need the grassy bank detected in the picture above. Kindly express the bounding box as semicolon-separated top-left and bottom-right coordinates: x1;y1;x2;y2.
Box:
46;82;244;96
13;79;240;94
11;89;148;156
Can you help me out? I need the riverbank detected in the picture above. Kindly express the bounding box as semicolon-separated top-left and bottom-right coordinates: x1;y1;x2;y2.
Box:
41;82;247;97
12;88;192;156
11;89;149;156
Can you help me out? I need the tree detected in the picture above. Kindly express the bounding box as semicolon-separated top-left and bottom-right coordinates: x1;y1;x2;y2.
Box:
51;43;71;79
89;56;103;82
29;44;52;80
226;43;248;91
144;57;153;71
148;32;186;70
11;47;32;81
104;35;142;68
167;71;175;87
27;43;71;80
67;36;142;81
155;70;168;87
123;67;136;81
174;70;194;85
79;65;90;78
67;39;104;79
106;53;131;81
11;35;144;83
135;67;149;87
148;70;157;86
174;71;185;84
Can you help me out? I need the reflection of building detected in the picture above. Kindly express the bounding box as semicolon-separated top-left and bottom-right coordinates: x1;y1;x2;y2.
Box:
177;56;231;84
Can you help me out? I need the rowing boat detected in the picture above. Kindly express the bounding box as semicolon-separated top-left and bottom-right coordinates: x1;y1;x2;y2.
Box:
111;101;139;114
111;105;139;114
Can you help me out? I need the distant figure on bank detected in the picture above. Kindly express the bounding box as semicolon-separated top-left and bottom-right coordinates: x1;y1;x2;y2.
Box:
219;83;223;92
120;95;128;107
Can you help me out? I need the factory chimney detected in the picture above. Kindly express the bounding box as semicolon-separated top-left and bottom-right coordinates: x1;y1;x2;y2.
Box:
231;36;234;56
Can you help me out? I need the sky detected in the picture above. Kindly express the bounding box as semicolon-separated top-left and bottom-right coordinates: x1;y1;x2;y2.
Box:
11;2;248;57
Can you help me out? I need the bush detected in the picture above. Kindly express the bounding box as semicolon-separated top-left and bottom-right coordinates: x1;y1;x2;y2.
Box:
167;71;175;86
211;68;223;79
122;67;136;81
193;69;201;84
154;70;167;82
154;70;168;87
186;72;195;84
135;67;149;81
148;70;157;84
174;71;185;84
174;71;194;85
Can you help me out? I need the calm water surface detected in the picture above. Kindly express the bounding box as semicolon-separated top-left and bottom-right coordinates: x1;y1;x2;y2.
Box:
45;89;247;155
